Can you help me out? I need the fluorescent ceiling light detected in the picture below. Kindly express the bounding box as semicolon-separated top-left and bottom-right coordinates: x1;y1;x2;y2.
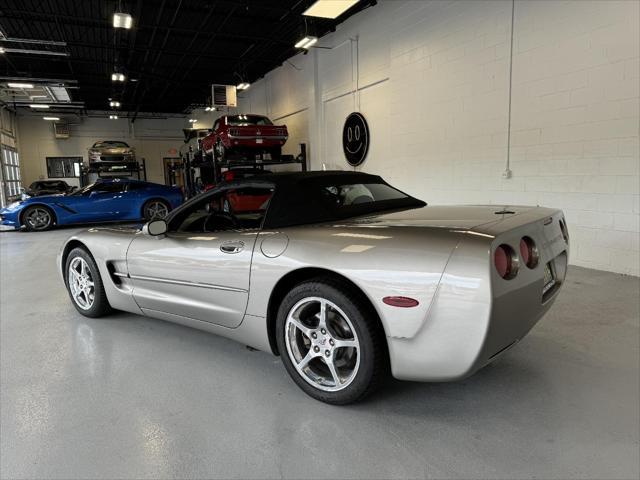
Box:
109;115;118;119
43;116;60;121
29;104;49;109
110;100;121;107
111;73;126;82
50;86;70;102
188;119;197;123
294;36;318;49
236;82;250;91
29;95;47;99
113;13;133;29
7;82;34;89
303;0;359;19
0;47;5;54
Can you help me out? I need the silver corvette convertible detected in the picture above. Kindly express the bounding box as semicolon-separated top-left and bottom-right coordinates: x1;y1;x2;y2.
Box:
58;171;569;404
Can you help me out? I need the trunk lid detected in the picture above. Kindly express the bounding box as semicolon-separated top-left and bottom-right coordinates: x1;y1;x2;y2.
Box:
338;205;539;231
229;125;287;137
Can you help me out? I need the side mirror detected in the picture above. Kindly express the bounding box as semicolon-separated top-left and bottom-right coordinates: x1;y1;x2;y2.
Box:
143;219;167;237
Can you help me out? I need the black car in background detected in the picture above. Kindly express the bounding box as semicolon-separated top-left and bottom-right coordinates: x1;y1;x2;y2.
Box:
25;180;74;197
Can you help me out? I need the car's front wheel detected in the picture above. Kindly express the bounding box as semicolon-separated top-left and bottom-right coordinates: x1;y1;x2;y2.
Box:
22;205;54;231
275;279;387;404
65;247;112;318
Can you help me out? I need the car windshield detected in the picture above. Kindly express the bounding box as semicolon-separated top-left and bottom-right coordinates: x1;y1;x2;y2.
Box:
31;181;66;189
226;115;273;126
92;141;129;148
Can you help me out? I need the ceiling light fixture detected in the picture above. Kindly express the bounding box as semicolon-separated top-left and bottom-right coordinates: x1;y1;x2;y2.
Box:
109;100;121;108
111;73;126;82
7;82;35;89
0;47;5;54
43;116;60;121
113;13;133;29
303;0;359;19
294;36;318;49
109;115;118;119
236;82;250;91
29;104;49;109
188;119;197;123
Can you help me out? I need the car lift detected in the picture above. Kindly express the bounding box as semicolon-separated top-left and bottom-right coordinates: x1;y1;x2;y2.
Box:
79;159;148;188
179;143;308;199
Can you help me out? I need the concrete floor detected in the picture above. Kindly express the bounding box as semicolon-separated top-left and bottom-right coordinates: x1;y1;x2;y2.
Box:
0;228;638;480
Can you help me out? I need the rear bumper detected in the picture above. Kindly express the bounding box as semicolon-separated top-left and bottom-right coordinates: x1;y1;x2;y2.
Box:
388;225;568;382
225;137;287;148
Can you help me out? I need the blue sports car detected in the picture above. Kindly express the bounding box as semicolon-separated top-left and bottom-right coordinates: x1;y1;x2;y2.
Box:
0;178;183;231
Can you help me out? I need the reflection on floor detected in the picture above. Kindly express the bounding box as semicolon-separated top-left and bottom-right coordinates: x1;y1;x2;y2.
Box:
1;228;638;479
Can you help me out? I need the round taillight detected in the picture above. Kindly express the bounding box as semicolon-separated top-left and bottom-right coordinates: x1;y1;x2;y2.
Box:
519;236;539;269
559;219;569;244
223;171;235;182
494;244;518;279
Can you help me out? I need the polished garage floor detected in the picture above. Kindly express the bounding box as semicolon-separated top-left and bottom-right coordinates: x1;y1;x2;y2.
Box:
1;229;638;480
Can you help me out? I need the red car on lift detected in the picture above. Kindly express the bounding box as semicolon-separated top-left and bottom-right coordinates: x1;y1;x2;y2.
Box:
204;168;273;212
201;114;288;161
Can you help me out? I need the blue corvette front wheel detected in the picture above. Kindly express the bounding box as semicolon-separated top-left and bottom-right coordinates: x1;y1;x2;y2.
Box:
22;205;55;232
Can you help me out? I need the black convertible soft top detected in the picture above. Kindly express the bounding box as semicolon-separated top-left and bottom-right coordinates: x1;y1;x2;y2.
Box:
227;171;426;229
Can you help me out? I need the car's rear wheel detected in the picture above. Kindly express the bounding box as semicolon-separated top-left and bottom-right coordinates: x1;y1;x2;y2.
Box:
214;139;226;162
65;247;112;318
275;279;387;404
143;199;170;221
22;205;54;231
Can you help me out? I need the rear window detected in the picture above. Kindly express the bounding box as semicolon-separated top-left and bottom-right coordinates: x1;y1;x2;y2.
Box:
226;115;273;126
319;183;409;208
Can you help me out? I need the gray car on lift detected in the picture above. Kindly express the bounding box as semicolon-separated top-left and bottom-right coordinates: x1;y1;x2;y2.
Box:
57;171;569;404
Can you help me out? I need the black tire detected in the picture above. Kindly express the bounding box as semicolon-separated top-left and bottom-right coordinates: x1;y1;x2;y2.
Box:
275;278;387;405
64;247;112;318
22;205;55;231
214;138;226;162
143;199;171;221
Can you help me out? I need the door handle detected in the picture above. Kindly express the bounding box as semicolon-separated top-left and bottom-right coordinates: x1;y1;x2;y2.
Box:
220;240;245;254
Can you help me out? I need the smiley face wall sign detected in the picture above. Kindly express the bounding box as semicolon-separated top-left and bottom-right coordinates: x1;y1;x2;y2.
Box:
342;112;370;167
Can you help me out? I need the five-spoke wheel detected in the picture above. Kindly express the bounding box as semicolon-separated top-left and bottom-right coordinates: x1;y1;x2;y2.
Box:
68;257;95;310
23;206;54;231
276;279;386;404
64;248;112;317
285;297;360;392
143;200;170;221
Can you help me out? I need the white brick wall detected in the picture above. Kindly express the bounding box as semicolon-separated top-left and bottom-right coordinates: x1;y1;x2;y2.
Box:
238;0;639;276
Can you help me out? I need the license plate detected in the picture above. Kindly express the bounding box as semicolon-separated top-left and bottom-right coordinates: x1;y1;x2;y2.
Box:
543;262;556;294
256;138;263;144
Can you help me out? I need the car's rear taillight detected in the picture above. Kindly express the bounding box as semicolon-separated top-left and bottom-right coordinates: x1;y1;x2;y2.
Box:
559;218;569;244
223;171;236;182
495;244;518;279
519;236;539;269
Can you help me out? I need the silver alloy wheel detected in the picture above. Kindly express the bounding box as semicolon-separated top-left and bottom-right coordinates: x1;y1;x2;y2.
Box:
145;201;169;220
285;296;361;392
25;208;52;230
68;257;95;310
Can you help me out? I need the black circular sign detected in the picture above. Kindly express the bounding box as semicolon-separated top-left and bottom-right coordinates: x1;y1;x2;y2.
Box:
342;112;370;167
